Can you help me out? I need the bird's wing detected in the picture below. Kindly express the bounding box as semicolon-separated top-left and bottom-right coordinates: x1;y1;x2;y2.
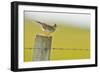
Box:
35;20;56;30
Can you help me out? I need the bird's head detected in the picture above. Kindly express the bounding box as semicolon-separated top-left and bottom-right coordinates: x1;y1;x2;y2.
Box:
54;24;57;28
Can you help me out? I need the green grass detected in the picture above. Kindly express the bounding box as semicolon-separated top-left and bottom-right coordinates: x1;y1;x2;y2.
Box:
24;49;90;62
24;18;90;62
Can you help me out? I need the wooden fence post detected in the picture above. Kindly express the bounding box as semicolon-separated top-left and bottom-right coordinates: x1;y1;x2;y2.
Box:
33;35;52;61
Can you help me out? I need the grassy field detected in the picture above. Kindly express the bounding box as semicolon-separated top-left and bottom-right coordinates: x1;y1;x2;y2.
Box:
24;18;90;62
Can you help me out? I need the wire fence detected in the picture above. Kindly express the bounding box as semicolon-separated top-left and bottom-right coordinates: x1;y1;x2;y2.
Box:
24;48;90;51
24;48;90;61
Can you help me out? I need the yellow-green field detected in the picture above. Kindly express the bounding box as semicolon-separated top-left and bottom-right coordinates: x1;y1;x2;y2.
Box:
24;18;90;62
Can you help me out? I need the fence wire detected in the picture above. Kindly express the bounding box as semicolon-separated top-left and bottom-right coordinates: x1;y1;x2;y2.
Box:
25;48;89;51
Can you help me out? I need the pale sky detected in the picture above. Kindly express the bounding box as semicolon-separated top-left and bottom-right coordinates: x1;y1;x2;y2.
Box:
25;11;91;29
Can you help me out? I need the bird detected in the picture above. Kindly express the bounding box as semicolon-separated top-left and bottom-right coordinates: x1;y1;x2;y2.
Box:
35;20;57;36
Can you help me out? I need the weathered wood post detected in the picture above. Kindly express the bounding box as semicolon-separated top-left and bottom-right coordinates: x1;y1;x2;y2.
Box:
33;35;52;61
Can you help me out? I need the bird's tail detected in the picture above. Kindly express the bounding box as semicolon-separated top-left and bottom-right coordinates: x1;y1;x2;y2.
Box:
35;20;42;24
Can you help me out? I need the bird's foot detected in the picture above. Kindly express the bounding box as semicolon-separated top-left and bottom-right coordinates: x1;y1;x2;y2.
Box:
44;32;50;37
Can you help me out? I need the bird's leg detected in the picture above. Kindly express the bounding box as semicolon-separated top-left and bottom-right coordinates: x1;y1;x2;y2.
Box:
44;32;49;36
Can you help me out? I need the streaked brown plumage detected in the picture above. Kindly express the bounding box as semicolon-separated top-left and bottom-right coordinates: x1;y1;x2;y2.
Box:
35;20;57;35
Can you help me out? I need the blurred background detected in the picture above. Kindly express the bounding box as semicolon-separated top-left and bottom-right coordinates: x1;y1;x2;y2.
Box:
24;11;90;62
